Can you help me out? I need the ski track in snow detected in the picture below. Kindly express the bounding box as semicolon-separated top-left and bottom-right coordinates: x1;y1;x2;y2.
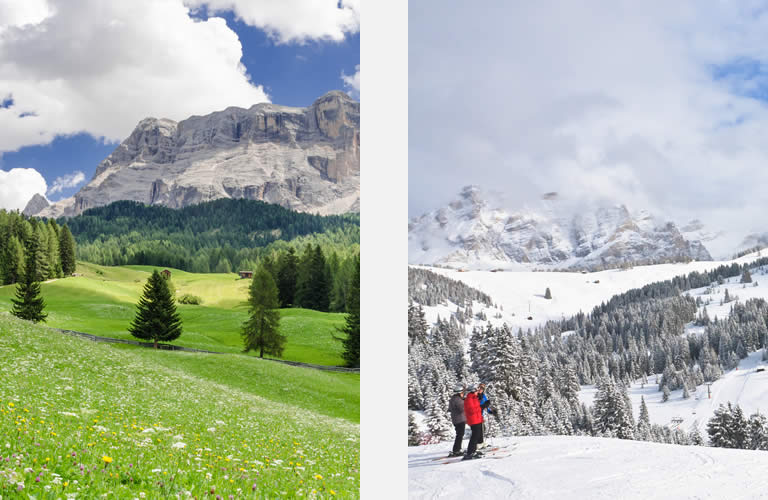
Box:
409;435;768;499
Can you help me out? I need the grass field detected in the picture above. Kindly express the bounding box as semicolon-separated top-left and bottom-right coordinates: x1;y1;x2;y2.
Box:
0;314;359;497
0;263;347;366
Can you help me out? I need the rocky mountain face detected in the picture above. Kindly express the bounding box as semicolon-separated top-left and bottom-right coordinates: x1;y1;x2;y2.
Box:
409;186;712;271
22;193;49;216
32;91;359;218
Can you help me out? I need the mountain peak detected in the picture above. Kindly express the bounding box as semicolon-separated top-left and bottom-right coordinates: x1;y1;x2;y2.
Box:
409;187;712;271
34;90;360;218
22;193;49;216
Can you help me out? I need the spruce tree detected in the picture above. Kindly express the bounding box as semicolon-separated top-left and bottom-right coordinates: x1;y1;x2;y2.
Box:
339;257;360;367
241;266;285;358
294;244;314;308
2;235;24;285
276;247;298;307
58;224;77;276
544;287;552;299
10;234;47;323
31;224;50;281
309;245;330;311
128;270;182;348
742;269;753;284
408;413;422;446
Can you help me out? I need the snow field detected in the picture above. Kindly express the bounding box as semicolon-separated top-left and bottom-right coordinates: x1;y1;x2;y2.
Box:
417;251;764;331
409;435;768;499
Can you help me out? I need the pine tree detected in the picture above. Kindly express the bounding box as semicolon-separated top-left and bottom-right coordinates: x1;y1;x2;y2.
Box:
58;224;77;276
408;413;422;446
662;385;670;402
638;395;650;426
544;287;552;299
10;234;47;323
741;269;753;284
241;266;285;358
339;257;360;367
308;245;330;311
128;270;182;348
2;235;24;285
747;412;768;450
294;244;314;308
276;247;298;307
32;224;50;281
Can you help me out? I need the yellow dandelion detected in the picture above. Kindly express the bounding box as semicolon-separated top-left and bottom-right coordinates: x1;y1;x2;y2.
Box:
102;456;113;464
314;474;323;480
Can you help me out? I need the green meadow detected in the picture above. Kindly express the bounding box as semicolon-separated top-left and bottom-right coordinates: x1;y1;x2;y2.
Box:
0;262;347;367
0;314;359;498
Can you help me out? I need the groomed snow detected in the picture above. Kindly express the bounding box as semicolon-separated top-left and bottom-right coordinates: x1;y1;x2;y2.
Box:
408;435;768;499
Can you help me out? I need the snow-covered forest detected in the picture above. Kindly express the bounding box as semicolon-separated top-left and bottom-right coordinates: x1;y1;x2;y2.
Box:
408;257;768;451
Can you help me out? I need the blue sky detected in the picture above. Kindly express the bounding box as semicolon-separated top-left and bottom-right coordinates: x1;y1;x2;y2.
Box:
0;0;359;208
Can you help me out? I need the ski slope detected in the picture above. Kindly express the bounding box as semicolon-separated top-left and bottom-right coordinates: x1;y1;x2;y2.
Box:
417;251;764;331
580;350;768;434
408;435;768;499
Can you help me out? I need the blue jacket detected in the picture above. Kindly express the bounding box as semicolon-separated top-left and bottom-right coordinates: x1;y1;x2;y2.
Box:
478;392;492;415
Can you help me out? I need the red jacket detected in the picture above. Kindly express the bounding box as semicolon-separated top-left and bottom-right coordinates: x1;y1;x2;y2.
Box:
463;392;483;425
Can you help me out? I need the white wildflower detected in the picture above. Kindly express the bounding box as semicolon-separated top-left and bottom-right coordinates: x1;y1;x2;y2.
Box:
172;442;186;449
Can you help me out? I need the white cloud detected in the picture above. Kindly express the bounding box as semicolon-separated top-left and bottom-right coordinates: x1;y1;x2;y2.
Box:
0;168;47;210
47;170;85;196
185;0;360;44
409;1;768;257
342;64;360;99
0;0;269;153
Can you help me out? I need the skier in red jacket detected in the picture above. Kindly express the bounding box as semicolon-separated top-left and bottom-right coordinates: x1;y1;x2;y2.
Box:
462;385;484;460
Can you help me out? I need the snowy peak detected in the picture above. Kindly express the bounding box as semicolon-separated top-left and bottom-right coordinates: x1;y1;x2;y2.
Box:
409;186;712;270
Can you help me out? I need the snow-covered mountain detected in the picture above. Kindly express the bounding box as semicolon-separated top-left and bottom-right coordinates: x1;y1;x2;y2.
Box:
409;186;712;271
30;91;359;218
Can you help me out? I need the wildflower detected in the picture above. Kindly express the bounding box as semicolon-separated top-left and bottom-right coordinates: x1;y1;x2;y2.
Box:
314;474;323;480
102;456;113;465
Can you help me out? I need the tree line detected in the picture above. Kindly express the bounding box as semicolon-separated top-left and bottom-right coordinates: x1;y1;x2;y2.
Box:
60;199;359;273
0;209;76;285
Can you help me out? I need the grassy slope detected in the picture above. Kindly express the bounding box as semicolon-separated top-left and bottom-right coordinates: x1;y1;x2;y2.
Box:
0;314;359;498
0;263;347;366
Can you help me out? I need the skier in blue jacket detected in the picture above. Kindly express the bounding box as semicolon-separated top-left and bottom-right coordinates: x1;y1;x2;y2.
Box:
476;382;492;449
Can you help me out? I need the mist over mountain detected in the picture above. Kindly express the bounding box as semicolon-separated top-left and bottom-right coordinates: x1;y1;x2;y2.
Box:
408;185;712;271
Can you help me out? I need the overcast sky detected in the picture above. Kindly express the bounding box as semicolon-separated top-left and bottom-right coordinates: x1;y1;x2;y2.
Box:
409;1;768;256
0;0;359;209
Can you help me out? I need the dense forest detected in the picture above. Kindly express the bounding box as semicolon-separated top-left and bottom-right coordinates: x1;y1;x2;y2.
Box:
0;210;76;285
1;199;360;314
58;199;360;273
408;260;768;448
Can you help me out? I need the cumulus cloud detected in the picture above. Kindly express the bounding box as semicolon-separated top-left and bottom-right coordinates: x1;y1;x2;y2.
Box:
409;1;768;257
0;0;270;153
0;168;47;210
47;170;86;196
341;64;360;99
184;0;360;44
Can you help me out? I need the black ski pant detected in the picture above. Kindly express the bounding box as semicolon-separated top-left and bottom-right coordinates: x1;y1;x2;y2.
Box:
466;423;483;456
478;421;485;444
452;422;465;454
